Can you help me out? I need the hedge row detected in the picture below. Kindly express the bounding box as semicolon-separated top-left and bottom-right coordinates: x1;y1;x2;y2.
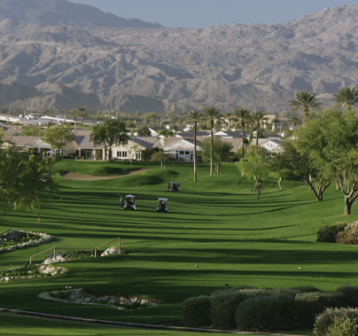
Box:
183;285;358;331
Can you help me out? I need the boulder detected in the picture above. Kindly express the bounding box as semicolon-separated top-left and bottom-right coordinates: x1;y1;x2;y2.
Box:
101;247;121;257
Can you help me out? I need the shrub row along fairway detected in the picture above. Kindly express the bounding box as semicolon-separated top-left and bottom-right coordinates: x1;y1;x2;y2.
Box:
0;161;358;332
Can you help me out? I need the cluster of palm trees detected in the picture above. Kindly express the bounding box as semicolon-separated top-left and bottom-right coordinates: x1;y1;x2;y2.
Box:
288;87;358;117
188;86;358;184
188;106;267;182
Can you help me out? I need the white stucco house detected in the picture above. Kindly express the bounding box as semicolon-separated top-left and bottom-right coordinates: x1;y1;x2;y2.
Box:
250;138;283;158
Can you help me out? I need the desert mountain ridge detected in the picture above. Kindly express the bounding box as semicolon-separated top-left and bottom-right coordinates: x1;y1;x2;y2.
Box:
0;2;357;113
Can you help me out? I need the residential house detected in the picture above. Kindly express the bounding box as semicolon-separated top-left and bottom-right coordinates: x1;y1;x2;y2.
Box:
1;136;52;155
161;136;246;162
250;138;283;158
111;137;160;161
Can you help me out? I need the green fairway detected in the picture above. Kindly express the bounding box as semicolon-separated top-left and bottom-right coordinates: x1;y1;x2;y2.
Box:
0;160;357;334
0;313;311;335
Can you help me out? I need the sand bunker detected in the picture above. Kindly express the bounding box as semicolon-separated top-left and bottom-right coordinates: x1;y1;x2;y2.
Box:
60;169;148;181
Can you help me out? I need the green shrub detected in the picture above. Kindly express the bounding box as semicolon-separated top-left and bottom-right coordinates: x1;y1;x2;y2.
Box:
183;296;211;327
235;296;281;331
336;222;358;245
337;286;358;307
271;288;298;297
75;156;79;160
210;292;248;329
211;285;254;296
277;295;296;327
291;286;321;293
295;292;348;328
317;222;347;242
238;288;269;298
314;307;358;336
81;156;85;160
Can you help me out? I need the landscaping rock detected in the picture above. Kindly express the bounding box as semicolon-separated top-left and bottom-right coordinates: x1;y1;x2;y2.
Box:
0;229;56;254
101;247;121;257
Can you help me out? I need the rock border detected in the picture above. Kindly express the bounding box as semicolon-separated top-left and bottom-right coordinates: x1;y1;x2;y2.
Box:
0;229;56;254
38;288;159;311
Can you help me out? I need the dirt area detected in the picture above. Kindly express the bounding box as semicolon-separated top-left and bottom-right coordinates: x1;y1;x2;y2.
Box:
60;169;148;181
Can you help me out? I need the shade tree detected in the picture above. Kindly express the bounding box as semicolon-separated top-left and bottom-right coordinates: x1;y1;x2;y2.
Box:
201;137;233;174
0;151;58;215
90;119;129;161
43;124;74;156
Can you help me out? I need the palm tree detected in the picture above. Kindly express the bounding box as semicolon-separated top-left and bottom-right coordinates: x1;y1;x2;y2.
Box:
203;106;221;177
188;110;202;182
333;87;358;111
289;91;321;117
250;110;266;156
231;108;250;159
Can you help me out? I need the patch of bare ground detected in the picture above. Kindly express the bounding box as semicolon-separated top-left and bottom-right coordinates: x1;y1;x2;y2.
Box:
60;169;148;181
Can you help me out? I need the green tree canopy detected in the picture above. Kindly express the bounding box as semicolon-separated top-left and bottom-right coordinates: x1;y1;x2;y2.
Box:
135;125;151;136
90;119;129;161
270;138;331;202
43;124;74;155
150;150;171;169
201;137;233;174
0;151;58;215
299;108;358;214
236;148;268;200
20;125;43;136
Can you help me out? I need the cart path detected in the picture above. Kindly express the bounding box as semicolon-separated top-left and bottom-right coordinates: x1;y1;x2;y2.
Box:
60;169;148;181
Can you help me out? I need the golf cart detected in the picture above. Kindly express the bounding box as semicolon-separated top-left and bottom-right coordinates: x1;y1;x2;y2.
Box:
124;195;136;210
167;181;181;192
157;198;168;212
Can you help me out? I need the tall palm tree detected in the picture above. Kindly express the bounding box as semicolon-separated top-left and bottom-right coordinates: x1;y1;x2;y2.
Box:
333;87;358;111
231;108;250;159
250;110;266;156
203;106;221;177
289;91;321;117
188;110;202;182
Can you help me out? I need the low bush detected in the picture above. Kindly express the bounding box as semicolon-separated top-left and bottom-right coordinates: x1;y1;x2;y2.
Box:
210;292;248;329
211;285;254;296
317;222;347;243
291;286;321;293
336;285;358;307
336;222;358;245
271;288;298;297
238;288;269;298
295;292;348;328
314;307;358;336
235;296;281;331
277;295;296;328
183;296;211;327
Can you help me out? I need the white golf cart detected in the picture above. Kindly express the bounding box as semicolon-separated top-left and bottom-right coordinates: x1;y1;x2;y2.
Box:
124;195;136;210
157;198;168;212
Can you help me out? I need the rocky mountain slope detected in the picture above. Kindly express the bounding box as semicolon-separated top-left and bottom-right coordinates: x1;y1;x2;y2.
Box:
0;2;357;113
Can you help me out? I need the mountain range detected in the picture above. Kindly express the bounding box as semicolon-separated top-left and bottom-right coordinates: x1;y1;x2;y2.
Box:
0;1;357;113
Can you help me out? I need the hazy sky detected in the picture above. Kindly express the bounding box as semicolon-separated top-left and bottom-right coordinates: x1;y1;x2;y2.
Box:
70;0;358;28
